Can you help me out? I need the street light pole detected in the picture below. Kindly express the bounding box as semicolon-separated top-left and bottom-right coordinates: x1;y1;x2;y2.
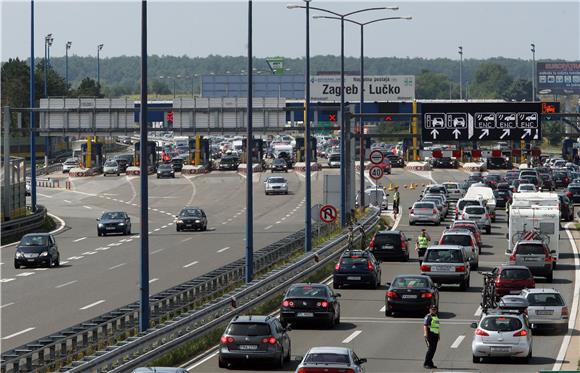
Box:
304;0;312;252
245;0;254;283
531;43;536;101
30;0;37;211
44;34;53;168
458;46;463;100
97;43;103;86
65;41;72;93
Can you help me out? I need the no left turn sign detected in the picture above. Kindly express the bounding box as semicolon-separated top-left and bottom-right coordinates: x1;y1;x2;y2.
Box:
369;150;384;165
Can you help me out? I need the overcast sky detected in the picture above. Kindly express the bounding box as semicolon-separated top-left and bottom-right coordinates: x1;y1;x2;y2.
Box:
1;0;579;61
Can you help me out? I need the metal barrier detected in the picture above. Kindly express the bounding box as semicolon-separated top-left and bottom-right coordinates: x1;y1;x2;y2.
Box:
25;164;63;178
0;205;47;243
0;215;356;373
62;207;379;373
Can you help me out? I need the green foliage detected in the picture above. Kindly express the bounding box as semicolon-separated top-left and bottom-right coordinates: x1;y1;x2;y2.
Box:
504;79;532;101
543;121;565;146
416;69;457;99
73;77;103;97
470;62;513;99
151;79;171;95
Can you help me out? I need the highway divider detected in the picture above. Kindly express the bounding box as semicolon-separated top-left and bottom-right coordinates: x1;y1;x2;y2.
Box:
0;205;48;246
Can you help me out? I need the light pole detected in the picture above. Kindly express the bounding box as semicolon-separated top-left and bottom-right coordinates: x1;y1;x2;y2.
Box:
531;43;536;101
246;0;254;283
315;13;411;214
44;33;53;167
65;41;72;93
97;43;103;86
458;46;463;100
30;0;37;211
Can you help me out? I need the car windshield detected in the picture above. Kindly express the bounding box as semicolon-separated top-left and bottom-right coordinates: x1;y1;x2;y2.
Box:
465;206;486;215
102;212;125;220
443;183;458;190
226;323;270;336
568;186;580;192
105;161;117;166
458;200;480;210
392;277;429;288
374;233;400;247
440;234;472;246
159;164;172;169
268;177;286;183
425;249;463;263
427;187;446;194
286;285;328;298
423;198;441;206
305;353;350;364
329;154;340;161
20;235;48;246
180;209;202;217
340;257;368;266
515;244;546;255
415;203;435;209
274;159;285;165
500;268;531;280
527;293;564;306
481;316;522;332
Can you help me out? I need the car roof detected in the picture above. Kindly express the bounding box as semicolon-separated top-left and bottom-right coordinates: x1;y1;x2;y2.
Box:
426;245;464;251
414;201;436;206
443;229;472;235
498;265;531;271
521;288;561;294
132;368;187;373
23;233;50;237
375;230;401;235
515;240;544;245
290;283;328;288
393;274;431;280
307;346;351;355
453;220;477;225
232;315;270;322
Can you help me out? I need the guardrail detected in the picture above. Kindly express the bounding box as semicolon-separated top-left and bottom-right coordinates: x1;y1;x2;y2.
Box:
0;215;354;373
25;164;63;178
0;205;47;244
62;207;379;372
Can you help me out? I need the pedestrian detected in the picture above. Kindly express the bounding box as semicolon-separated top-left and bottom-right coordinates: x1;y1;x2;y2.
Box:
423;305;440;369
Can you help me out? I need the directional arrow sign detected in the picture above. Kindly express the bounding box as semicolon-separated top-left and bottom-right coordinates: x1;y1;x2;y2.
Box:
500;129;510;139
479;129;490;139
452;128;461;139
522;128;532;139
533;129;539;140
430;129;439;139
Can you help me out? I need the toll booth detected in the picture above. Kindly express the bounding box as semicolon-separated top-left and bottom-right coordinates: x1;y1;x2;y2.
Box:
80;142;103;169
241;138;264;164
134;141;158;170
188;136;211;166
295;137;318;163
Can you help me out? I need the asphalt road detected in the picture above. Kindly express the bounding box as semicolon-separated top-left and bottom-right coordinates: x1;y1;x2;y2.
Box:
187;168;578;373
0;168;330;350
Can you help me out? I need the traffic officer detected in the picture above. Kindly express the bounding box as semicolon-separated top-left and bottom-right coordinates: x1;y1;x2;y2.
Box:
423;305;440;369
416;229;431;263
392;187;400;214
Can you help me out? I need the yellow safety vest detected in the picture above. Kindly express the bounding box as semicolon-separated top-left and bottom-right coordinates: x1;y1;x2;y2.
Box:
393;192;400;202
429;315;440;334
418;236;429;248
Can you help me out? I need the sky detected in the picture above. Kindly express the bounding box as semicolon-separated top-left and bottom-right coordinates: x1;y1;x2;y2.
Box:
1;0;579;62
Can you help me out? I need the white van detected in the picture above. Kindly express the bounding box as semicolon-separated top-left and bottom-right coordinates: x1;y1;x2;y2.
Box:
465;185;497;222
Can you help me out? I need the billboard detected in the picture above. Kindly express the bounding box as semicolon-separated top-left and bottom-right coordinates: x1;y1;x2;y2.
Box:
537;61;580;94
310;75;415;102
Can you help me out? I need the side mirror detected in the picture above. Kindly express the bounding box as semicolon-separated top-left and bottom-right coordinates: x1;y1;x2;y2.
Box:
550;250;556;254
470;322;478;329
358;358;368;365
335;293;342;297
96;218;100;221
506;249;512;254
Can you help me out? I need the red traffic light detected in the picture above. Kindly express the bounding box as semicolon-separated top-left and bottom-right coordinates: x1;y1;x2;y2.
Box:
384;116;393;121
167;112;174;123
328;113;337;122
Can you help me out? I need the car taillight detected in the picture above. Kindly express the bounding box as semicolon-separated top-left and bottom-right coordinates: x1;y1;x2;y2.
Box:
433;209;438;214
282;300;294;308
335;261;341;270
462;213;466;219
262;336;277;344
485;214;490;219
421;292;433;298
421;265;431;272
369;237;375;249
220;335;235;344
455;207;458;215
562;306;569;317
401;239;407;250
367;260;375;271
509;252;517;262
410;208;415;214
455;265;465;272
316;301;329;308
513;330;528;337
566;191;573;198
387;291;398;298
475;328;489;336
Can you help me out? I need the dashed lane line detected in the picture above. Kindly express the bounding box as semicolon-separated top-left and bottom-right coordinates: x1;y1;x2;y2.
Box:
79;300;105;310
181;237;193;242
0;302;15;309
73;237;87;242
342;330;362;344
16;272;34;277
450;335;465;349
217;247;230;253
56;280;78;289
83;205;92;210
183;261;199;268
151;248;165;255
149;278;159;284
0;279;15;283
474;306;482;317
265;225;273;230
2;327;35;340
108;263;126;270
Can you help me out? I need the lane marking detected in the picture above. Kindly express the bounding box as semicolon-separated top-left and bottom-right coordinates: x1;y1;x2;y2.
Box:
217;247;230;253
59;261;69;265
0;279;15;283
149;278;159;284
181;237;193;242
265;225;273;230
162;225;168;229
73;237;87;242
186;350;219;370
450;335;465;349
342;330;362;344
33;268;47;271
276;221;281;224
474;306;482;317
56;280;78;289
38;193;52;198
80;300;105;310
379;305;386;312
0;302;15;309
154;228;160;232
2;327;35;340
108;263;126;270
63;200;72;203
16;272;34;277
67;256;83;260
82;251;96;255
222;222;227;225
151;248;165;255
183;261;199;268
82;205;92;210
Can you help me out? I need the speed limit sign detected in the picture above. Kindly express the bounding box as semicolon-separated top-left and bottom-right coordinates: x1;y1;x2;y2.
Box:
369;166;384;180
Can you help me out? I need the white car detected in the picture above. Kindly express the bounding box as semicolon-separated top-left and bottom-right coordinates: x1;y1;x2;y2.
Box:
62;158;80;172
442;182;465;201
517;184;537;193
264;176;288;195
296;347;367;373
520;288;569;333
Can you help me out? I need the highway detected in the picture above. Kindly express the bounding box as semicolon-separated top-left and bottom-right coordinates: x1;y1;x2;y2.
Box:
186;168;578;373
0;168;331;350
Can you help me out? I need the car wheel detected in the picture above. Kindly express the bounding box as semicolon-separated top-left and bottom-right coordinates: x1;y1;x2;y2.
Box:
472;262;478;271
176;227;180;232
276;351;285;368
472;355;480;363
285;343;291;362
14;261;20;269
103;174;106;177
485;227;491;234
547;272;554;283
333;281;341;289
47;257;54;268
409;221;414;225
523;348;532;363
385;305;392;317
97;230;102;237
55;255;60;267
335;311;341;325
117;173;120;176
218;357;228;368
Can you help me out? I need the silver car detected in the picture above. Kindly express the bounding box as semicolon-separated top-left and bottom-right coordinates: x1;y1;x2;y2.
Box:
103;160;120;176
443;182;464;201
471;310;532;363
507;240;554;282
423;194;448;216
62;157;79;172
459;205;491;234
265;176;289;195
520;288;568;333
409;201;441;225
438;229;479;270
295;346;367;373
364;187;388;210
420;245;470;290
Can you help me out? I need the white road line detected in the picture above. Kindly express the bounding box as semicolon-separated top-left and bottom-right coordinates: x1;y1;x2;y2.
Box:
132;203;137;206
82;251;96;255
379;305;386;312
160;211;166;214
149;278;159;284
83;205;92;210
67;256;83;260
33;268;47;271
38;193;52;198
342;330;362;344
148;231;153;234
80;300;105;310
276;221;281;224
2;327;35;340
63;200;72;203
181;237;193;242
73;237;87;242
474;306;482;317
108;263;126;270
153;208;159;212
186;351;219;370
281;217;286;221
151;248;165;255
0;302;15;309
59;261;69;265
154;228;160;232
162;225;168;229
450;335;465;349
16;272;34;277
222;222;227;225
217;247;230;253
183;261;199;268
0;279;15;283
95;247;109;251
56;280;78;289
265;225;273;230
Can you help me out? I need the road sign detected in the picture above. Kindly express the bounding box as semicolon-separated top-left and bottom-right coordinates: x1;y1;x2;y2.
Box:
311;204;322;223
369;150;384;165
421;103;542;141
369;166;384;180
319;204;338;224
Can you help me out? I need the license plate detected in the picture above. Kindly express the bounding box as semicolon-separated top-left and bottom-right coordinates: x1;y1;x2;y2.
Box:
106;227;116;230
27;259;35;262
381;245;394;250
297;312;314;317
432;266;453;272
402;294;418;299
491;347;510;353
347;276;361;281
238;345;258;350
524;257;539;262
536;310;553;315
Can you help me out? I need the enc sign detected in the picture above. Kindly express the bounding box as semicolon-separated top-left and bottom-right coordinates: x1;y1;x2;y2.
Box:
310;75;415;102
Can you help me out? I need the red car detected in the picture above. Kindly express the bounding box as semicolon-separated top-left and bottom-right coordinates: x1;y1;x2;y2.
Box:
492;265;535;298
450;221;482;251
378;158;392;175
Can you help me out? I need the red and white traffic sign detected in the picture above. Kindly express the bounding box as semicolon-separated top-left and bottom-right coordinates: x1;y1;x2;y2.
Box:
319;204;338;224
369;166;384;180
369;150;384;165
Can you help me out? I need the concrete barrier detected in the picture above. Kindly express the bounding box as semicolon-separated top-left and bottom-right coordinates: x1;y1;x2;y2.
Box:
405;162;432;171
68;168;97;177
125;166;156;176
293;162;321;172
182;165;209;175
238;163;263;173
463;162;487;172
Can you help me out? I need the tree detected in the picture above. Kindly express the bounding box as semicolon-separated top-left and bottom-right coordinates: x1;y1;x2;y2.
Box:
151;79;171;95
74;77;103;97
1;58;29;109
543;121;565;146
416;69;457;99
470;62;513;99
504;79;532;101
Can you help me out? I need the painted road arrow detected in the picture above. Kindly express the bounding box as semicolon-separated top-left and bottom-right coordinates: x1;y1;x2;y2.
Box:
452;128;461;139
479;129;490;139
522;128;532;139
430;129;439;139
500;129;510;139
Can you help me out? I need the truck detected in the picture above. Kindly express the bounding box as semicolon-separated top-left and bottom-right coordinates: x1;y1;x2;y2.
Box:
174;136;190;150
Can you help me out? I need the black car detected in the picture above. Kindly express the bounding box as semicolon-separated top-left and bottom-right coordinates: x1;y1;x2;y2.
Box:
271;158;288;172
487;157;513;170
387;155;405;168
566;184;580;203
539;173;555;191
484;174;503;189
494;189;512;208
385;275;439;316
171;157;184;172
369;230;411;262
505;170;520;182
157;163;175;178
14;233;60;268
431;157;457;168
558;194;575;221
175;207;207;231
218;315;291;369
520;175;540;189
552;170;571;188
333;250;381;289
114;154;133;173
97;211;131;236
219;155;239;171
279;283;341;329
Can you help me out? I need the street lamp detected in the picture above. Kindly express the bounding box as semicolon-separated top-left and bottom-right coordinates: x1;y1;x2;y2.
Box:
44;33;53;97
315;14;411;211
65;41;72;93
97;43;104;86
458;46;463;100
531;43;536;101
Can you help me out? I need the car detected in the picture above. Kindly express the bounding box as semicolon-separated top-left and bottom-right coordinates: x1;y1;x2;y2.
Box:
156;163;175;178
487;157;513;170
175;207;207;231
471;310;533;363
368;230;411;261
517;183;537;193
484;174;503;188
420;245;471;290
295;347;367;373
454;197;485;219
279;283;341;328
459;205;491;234
409;201;441;226
421;196;447;217
552;170;571;188
432;157;457;168
62;157;79;172
265;176;289;195
132;368;188;373
558;194;575;221
387;155;405;168
271;158;288;172
384;275;439;316
507;240;554;282
494;189;512;209
450;220;483;248
565;184;580;203
219;155;239;170
438;229;479;269
327;153;341;168
442;182;464;201
505;169;521;182
103;160;120;176
422;184;448;198
97;211;131;236
520;288;569;333
539;174;555;191
379;158;392;174
113;154;133;173
171;157;184;172
333;250;381;289
14;233;60;269
492;265;535;298
363;187;389;210
218;315;291;369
